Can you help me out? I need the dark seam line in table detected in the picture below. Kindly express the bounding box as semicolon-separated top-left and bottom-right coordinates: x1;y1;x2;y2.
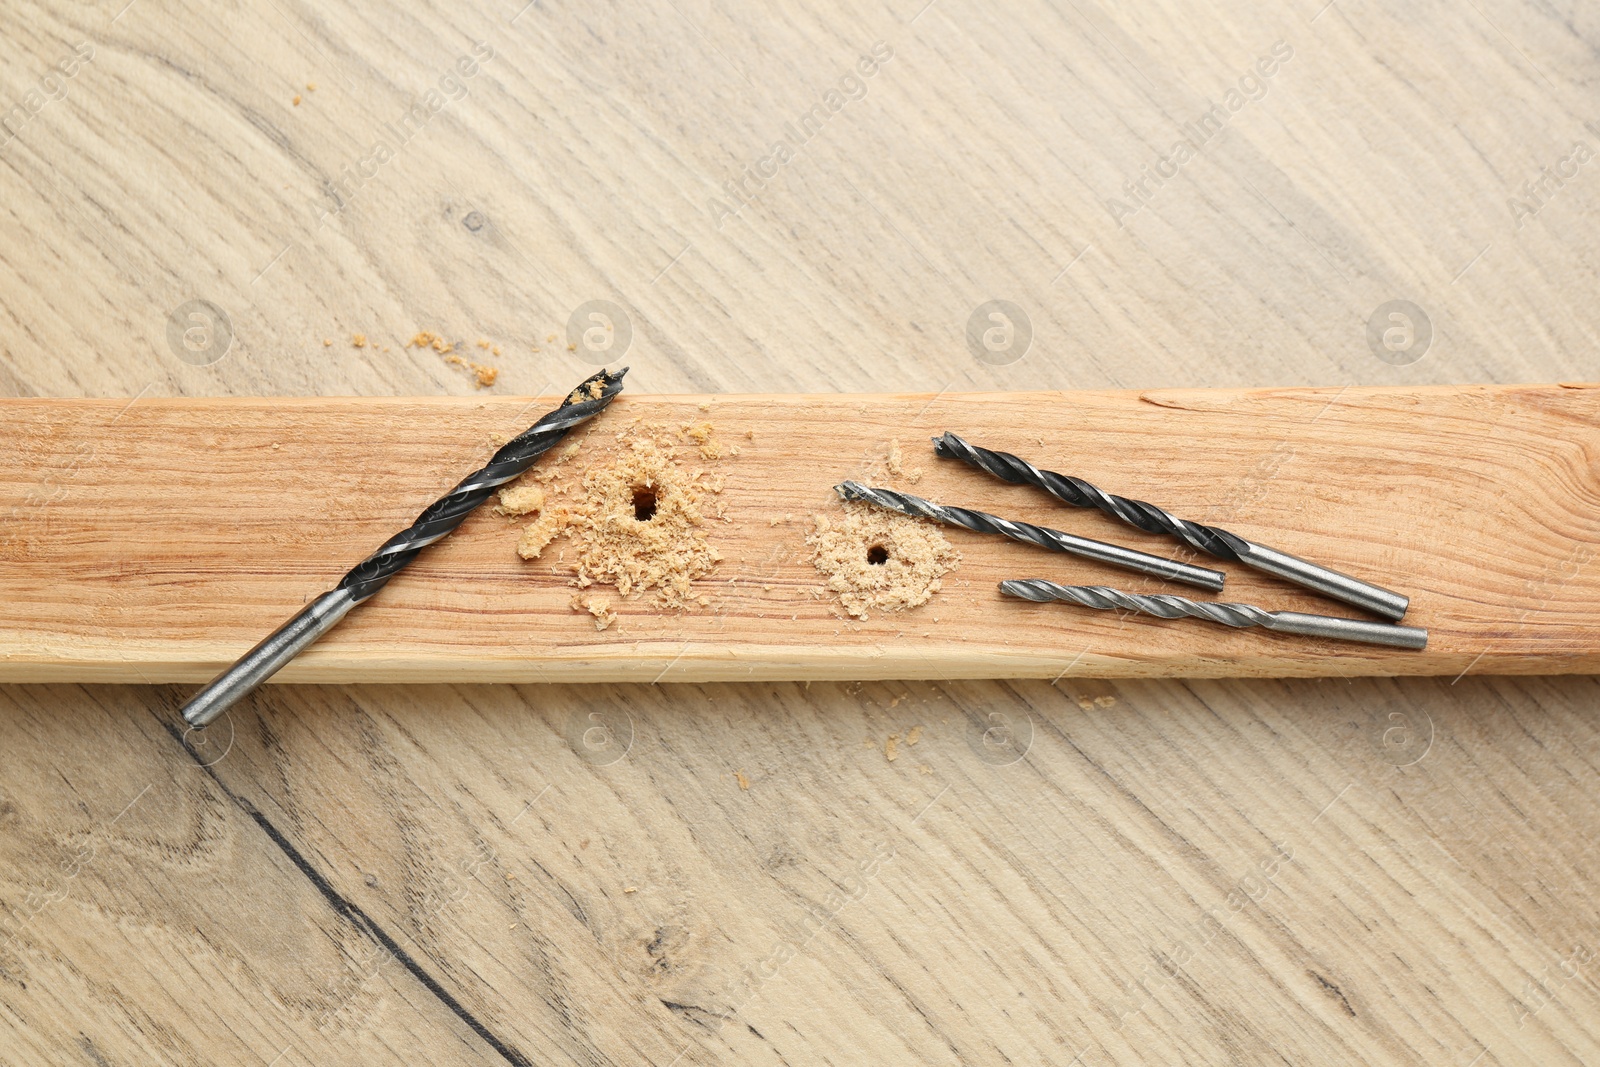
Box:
157;716;537;1067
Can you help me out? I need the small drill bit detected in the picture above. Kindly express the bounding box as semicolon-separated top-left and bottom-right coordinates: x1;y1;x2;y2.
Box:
835;481;1226;592
999;579;1427;650
181;367;628;727
935;432;1410;621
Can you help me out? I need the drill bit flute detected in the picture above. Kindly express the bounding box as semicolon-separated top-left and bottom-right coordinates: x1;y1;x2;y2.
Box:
181;368;628;727
935;432;1410;621
1000;579;1427;650
836;481;1227;591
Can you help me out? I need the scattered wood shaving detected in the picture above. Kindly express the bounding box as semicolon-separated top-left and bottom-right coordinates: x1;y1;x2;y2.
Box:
497;484;544;517
808;505;958;619
570;593;616;630
735;770;750;790
410;332;497;387
567;379;604;404
906;725;922;746
511;422;726;612
684;422;721;459
409;330;454;354
885;735;900;762
444;354;498;388
517;507;568;559
885;437;923;483
351;333;366;348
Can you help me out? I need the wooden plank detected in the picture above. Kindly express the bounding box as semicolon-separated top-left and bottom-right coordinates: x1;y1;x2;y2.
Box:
7;0;1600;1061
2;383;1595;682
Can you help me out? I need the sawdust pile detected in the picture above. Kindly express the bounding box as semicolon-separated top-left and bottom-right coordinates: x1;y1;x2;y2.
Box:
808;505;958;619
499;422;726;613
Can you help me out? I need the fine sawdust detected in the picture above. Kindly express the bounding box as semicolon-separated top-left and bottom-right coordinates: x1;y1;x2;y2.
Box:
569;592;617;631
409;330;499;388
884;437;923;483
808;504;958;619
500;421;726;613
567;378;605;404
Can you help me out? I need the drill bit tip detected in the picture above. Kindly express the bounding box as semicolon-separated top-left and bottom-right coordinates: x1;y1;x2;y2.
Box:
180;368;628;727
937;430;1410;620
834;481;1226;591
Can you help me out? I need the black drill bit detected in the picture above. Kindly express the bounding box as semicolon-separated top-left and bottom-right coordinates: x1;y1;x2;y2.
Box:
182;367;628;727
835;481;1226;591
934;431;1410;621
999;579;1427;650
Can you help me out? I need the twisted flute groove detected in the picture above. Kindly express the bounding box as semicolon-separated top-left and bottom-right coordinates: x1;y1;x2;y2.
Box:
934;431;1248;557
338;367;627;603
935;431;1410;621
999;579;1427;650
835;481;1226;591
180;368;626;726
1002;580;1271;626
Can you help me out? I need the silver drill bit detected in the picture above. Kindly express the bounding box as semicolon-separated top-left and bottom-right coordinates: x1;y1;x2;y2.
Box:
999;579;1427;650
181;368;628;727
835;481;1226;592
934;432;1409;621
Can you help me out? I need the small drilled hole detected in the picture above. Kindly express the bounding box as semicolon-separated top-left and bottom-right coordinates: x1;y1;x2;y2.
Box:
632;486;658;521
866;544;889;565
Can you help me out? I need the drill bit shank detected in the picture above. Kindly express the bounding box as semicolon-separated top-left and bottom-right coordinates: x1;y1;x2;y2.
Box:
836;481;1226;592
999;579;1427;650
181;368;628;727
935;432;1410;621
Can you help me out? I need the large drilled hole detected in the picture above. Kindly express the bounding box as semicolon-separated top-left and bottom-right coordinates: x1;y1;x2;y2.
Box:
866;544;889;565
632;485;659;522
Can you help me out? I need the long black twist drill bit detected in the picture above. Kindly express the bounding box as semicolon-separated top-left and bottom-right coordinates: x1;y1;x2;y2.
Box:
835;481;1226;592
934;431;1410;621
999;579;1427;650
181;367;628;727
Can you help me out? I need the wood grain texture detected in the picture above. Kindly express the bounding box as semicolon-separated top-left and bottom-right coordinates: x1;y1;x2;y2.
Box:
2;383;1599;683
3;0;1599;1064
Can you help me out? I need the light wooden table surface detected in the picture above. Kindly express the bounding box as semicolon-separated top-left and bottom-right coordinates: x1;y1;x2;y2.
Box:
3;1;1597;1064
